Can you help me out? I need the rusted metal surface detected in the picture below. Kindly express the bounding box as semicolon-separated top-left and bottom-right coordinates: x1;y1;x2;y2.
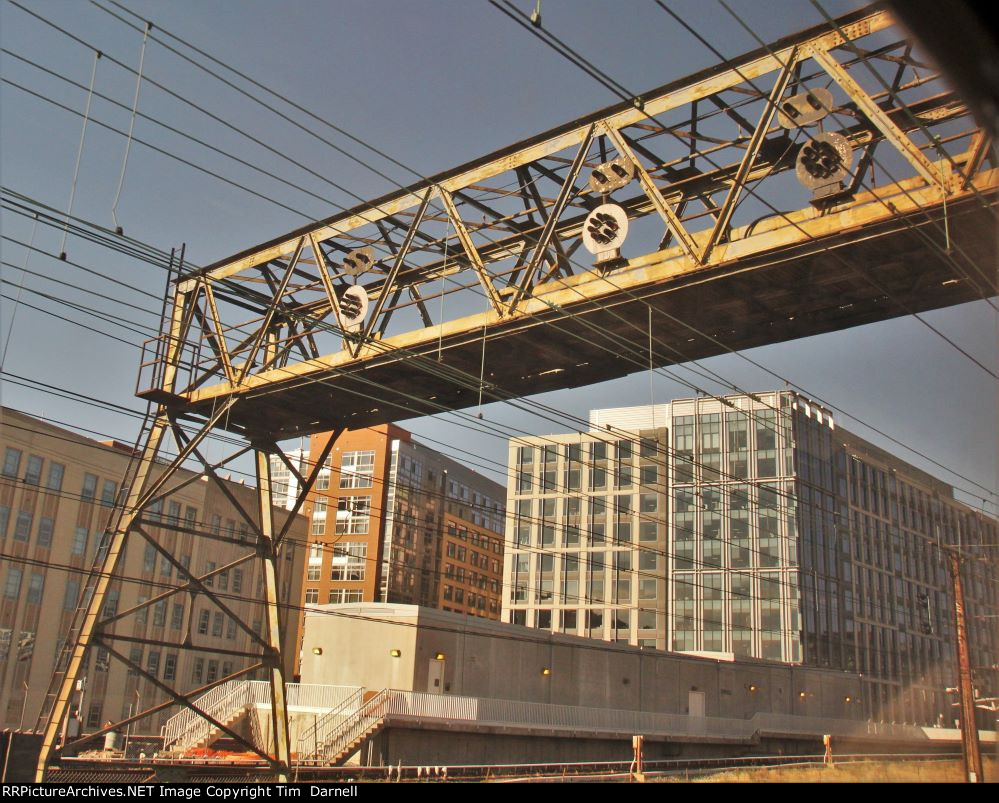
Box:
38;5;997;781
128;7;993;441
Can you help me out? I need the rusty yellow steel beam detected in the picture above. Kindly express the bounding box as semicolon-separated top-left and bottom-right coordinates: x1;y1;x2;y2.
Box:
181;9;893;290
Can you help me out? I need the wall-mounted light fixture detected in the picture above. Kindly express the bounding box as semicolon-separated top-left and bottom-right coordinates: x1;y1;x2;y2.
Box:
390;649;402;658
434;652;445;661
312;647;323;656
541;667;551;676
748;684;758;693
799;691;807;699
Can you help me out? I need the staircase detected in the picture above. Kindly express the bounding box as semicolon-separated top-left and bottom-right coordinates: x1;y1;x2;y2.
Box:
298;689;391;766
162;679;256;753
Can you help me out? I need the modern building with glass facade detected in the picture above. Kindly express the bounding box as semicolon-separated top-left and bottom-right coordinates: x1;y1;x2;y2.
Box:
502;392;998;725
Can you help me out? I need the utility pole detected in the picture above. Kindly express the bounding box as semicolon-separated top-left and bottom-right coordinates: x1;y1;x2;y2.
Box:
946;548;983;783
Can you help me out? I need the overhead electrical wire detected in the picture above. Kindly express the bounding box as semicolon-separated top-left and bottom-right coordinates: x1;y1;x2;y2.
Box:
3;394;993;633
5;0;992;740
489;0;998;380
6;0;993;504
3;3;996;512
2;423;970;644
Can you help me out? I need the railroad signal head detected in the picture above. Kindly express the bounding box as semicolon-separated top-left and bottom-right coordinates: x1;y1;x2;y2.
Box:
588;157;635;197
342;247;376;277
582;203;629;264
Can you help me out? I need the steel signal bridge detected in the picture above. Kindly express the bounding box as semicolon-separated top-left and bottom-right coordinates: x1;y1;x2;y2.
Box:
36;5;997;781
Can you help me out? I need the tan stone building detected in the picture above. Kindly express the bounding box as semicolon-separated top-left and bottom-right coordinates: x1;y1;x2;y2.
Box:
0;408;306;734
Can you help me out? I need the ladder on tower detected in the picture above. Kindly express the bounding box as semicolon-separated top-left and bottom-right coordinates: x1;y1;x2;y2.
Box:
34;248;182;738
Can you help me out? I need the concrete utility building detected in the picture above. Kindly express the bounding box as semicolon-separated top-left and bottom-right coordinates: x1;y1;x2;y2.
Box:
301;603;861;718
502;393;998;727
0;408;306;734
294;603;886;766
292;425;506;671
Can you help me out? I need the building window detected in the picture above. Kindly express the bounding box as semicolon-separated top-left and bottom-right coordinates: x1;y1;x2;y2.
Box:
330;542;366;581
3;566;22;599
212;612;224;637
24;455;43;485
2;448;22;478
335;496;370;535
328;589;363;604
26;573;44;604
143;544;156;572
232;569;243;593
164;654;177;681
86;703;103;730
305;588;319;604
197;610;210;635
71;527;88;556
0;505;8;540
340;450;375;488
171;603;184;629
101;480;117;507
63;580;80;610
36;516;54;548
13;511;32;542
81;473;98;501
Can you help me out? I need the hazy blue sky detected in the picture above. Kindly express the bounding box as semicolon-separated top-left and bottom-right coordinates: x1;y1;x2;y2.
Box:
1;0;995;511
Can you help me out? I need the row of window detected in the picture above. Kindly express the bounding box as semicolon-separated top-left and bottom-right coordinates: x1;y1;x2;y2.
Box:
2;447;65;491
441;586;495;611
312;495;370;536
195;609;240;639
446;523;503;554
0;506;56;546
2;568;44;603
305;542;367;581
315;450;376;491
443;563;500;592
304;588;364;604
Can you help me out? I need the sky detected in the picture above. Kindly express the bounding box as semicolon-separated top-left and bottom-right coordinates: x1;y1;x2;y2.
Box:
0;0;995;512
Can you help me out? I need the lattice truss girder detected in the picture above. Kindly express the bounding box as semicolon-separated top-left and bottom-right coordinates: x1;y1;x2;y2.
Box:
34;402;340;781
140;7;995;435
38;7;998;780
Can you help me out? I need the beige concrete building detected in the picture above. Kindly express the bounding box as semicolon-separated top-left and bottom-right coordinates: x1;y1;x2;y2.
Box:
294;425;505;673
0;408;306;734
300;603;862;720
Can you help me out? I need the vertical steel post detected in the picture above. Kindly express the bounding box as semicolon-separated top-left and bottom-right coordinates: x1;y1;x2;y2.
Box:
35;282;191;781
949;550;983;782
255;447;292;781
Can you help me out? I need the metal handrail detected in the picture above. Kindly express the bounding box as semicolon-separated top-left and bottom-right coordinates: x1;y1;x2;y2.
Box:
302;689;390;765
163;679;251;752
297;688;365;761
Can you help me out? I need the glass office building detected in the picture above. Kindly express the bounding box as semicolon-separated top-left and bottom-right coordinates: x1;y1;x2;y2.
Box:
502;392;998;725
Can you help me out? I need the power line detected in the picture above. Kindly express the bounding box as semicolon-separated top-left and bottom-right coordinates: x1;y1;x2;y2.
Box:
5;6;993;500
3;398;994;632
3;4;996;516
